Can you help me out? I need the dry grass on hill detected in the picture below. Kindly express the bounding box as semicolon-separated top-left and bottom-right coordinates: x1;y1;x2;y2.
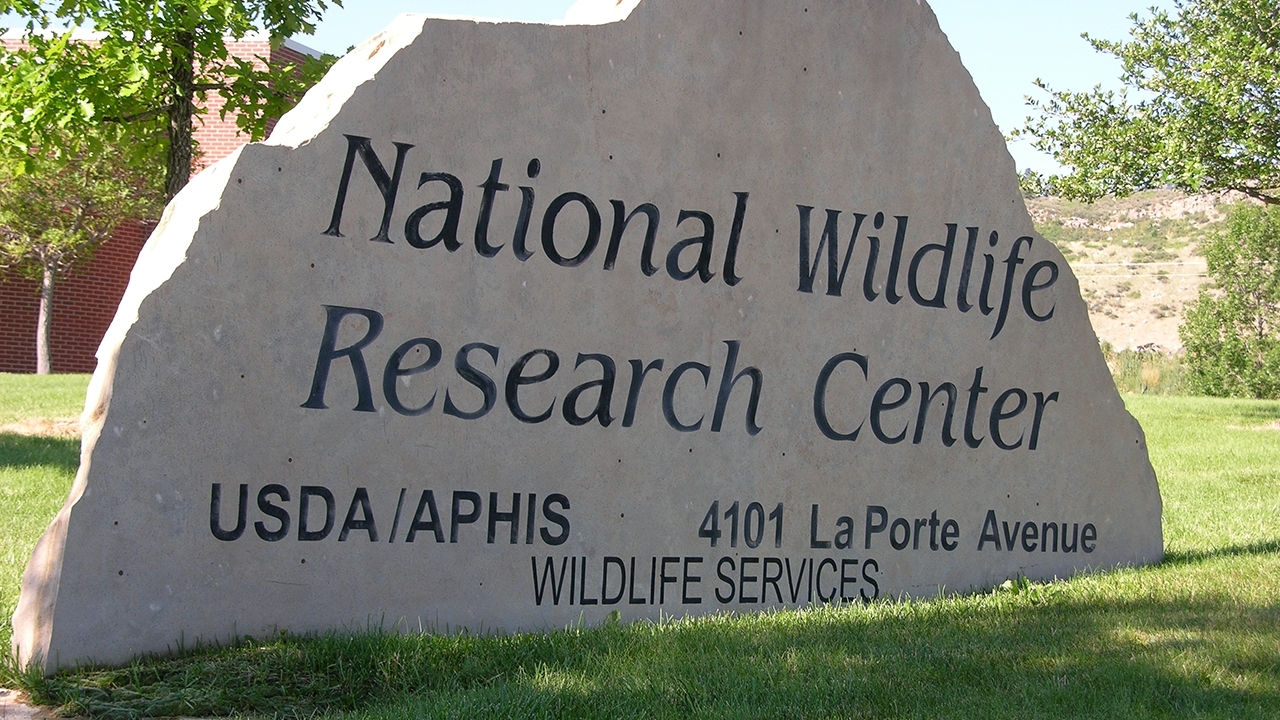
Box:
1026;190;1257;351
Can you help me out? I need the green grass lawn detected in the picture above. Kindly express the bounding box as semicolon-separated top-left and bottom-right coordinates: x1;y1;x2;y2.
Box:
0;373;90;425
0;373;88;642
1;378;1277;718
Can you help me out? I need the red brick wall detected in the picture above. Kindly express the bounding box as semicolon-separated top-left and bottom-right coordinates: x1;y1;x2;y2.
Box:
194;43;310;167
0;220;154;373
1;39;314;374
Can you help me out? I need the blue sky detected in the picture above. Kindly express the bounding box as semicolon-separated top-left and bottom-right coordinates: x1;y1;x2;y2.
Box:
3;1;1174;174
303;0;1176;175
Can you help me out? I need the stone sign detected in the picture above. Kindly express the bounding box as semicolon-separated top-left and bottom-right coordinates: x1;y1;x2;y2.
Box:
13;0;1162;673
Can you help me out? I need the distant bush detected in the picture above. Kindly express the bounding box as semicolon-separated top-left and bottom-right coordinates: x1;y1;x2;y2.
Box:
1100;342;1189;396
1179;204;1280;399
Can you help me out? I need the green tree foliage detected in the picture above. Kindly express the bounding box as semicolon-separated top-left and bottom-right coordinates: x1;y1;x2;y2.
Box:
0;0;340;373
0;0;341;201
1018;169;1058;199
0;130;161;374
1180;204;1280;398
1019;0;1280;205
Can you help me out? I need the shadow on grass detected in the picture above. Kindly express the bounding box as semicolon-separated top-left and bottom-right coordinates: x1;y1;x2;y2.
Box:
0;433;79;474
1229;401;1280;423
1132;396;1280;425
1162;539;1280;567
1176;399;1280;424
24;578;1280;720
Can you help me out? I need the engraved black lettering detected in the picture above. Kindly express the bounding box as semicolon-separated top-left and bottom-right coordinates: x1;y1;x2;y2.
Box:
864;505;888;549
474;158;510;257
956;226;980;312
541;494;571;546
443;343;499;420
623;359;664;428
1030;391;1060;451
711;340;763;436
870;378;912;444
563;353;617;427
488;492;521;544
298;486;335;541
723;192;749;286
602;556;626;605
914;381;959;446
908;223;957;309
209;483;247;541
339;487;378;542
990;388;1029;451
542;192;601;267
383;338;442;417
506;349;561;424
662;361;711;432
254;484;290;541
513;159;542;261
666;210;715;283
302;305;384;412
991;236;1033;339
404;172;464;250
406;490;443;543
450;490;482;543
531;556;570;606
963;366;989;449
605;201;661;274
813;351;869;442
324;134;413;242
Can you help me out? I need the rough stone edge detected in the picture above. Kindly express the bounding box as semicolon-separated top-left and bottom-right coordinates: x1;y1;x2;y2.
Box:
560;0;643;24
6;4;611;677
7;0;1168;672
265;15;427;149
10;149;246;676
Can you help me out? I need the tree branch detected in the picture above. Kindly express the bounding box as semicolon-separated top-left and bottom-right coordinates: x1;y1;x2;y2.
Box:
1234;186;1280;206
102;106;167;124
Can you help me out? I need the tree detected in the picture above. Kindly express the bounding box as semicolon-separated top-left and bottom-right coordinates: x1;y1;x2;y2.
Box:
0;1;339;373
0;131;161;374
1018;169;1057;199
1018;0;1280;205
1179;204;1280;398
0;0;341;202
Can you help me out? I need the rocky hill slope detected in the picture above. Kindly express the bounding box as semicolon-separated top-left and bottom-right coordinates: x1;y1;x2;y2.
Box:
1026;190;1250;351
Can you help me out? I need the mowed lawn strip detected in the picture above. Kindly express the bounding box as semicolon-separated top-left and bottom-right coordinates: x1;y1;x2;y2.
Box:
0;373;88;665
0;384;1276;718
1129;395;1280;556
0;373;91;426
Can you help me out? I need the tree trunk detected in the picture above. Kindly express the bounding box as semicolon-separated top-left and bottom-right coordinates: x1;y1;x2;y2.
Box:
36;263;54;375
165;29;198;202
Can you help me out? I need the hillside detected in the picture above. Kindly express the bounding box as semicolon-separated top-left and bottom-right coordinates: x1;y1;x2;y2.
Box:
1026;190;1247;351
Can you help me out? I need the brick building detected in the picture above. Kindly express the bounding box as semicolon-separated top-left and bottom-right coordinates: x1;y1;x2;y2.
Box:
0;33;319;373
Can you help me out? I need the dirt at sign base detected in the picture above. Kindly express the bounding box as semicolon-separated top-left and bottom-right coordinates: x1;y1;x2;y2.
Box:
0;418;80;438
0;689;57;720
0;688;217;720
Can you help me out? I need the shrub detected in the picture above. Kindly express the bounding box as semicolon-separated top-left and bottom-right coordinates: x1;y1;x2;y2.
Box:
1179;204;1280;398
1100;342;1189;396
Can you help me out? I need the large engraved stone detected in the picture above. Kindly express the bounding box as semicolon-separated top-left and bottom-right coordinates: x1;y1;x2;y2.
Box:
13;0;1162;672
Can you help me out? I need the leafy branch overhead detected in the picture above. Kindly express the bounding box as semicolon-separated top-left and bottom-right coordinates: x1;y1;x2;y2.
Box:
0;0;340;373
0;130;161;373
1018;0;1280;205
0;138;160;284
0;0;342;201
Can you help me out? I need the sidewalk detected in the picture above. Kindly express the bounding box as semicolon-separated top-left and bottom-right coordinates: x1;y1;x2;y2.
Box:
0;689;55;720
2;688;215;719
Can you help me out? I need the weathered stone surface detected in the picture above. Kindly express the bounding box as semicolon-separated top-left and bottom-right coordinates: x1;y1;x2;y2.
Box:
13;0;1162;673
